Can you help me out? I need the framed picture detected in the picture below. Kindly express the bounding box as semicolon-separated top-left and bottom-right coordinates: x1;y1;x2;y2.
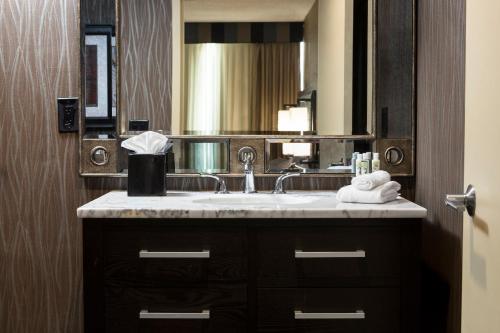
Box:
84;25;115;131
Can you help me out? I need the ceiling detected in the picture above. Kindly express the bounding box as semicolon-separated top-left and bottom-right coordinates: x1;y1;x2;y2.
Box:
183;0;317;22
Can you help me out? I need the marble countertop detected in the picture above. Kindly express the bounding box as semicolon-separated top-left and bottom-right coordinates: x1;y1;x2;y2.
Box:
77;191;427;219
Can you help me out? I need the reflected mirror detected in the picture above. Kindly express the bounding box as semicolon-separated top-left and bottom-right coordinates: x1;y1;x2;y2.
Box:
266;139;371;174
81;0;117;136
171;139;229;173
114;0;375;136
118;139;230;174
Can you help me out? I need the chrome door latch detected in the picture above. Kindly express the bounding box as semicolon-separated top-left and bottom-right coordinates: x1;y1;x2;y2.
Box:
445;184;476;217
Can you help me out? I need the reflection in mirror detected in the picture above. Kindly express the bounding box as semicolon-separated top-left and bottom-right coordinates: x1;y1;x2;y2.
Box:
81;0;117;136
178;0;373;136
120;0;173;133
171;139;230;174
113;0;374;136
118;139;230;174
266;139;371;174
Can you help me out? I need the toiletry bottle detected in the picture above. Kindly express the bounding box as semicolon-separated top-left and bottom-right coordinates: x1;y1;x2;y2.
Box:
366;152;372;172
372;153;380;172
356;153;363;176
352;152;358;174
360;153;369;175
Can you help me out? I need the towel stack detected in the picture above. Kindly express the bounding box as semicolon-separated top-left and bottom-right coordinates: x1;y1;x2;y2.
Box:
336;171;401;204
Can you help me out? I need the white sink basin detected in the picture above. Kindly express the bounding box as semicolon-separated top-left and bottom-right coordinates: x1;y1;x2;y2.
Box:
192;194;318;207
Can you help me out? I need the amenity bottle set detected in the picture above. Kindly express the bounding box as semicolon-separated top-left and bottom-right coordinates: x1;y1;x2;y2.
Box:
352;152;380;176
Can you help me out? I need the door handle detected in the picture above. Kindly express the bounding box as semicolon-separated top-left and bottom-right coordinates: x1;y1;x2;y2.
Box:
445;184;476;217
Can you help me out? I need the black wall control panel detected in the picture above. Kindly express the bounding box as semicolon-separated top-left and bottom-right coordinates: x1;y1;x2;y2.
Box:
129;119;149;131
57;97;79;132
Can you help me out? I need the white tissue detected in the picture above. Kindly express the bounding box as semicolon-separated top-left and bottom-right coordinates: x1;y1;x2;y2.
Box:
121;131;169;154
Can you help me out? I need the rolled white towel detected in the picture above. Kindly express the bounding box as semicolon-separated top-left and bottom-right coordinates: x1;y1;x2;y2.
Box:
351;170;391;191
336;181;401;204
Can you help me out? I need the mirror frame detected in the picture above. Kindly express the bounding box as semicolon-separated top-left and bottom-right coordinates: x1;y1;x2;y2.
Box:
79;0;416;177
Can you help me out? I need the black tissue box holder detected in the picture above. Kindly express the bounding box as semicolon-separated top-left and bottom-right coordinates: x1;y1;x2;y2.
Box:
128;153;167;196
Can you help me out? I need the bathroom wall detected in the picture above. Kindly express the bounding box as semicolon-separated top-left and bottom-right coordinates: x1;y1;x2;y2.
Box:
0;0;122;332
121;0;173;132
416;0;465;332
303;1;318;92
0;1;415;332
316;0;353;135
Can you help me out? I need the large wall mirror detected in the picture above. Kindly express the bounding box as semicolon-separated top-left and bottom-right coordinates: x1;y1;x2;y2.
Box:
178;0;374;136
80;0;375;137
79;0;415;176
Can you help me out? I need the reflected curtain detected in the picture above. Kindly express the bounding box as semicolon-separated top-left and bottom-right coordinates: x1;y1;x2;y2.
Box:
182;44;224;171
255;43;300;131
183;43;299;171
183;43;300;133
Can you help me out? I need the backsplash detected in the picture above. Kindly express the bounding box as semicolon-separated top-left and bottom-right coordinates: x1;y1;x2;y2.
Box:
85;176;415;200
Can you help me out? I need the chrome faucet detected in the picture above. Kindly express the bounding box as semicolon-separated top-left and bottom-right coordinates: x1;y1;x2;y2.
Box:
200;173;229;194
272;172;301;194
243;156;257;193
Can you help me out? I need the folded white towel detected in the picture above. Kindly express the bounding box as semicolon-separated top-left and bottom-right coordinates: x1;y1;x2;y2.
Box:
351;170;391;191
336;181;401;204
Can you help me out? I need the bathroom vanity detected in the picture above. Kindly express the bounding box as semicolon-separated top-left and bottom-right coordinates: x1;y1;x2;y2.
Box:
78;192;426;333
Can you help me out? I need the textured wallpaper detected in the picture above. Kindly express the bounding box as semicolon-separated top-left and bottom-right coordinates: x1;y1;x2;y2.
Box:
0;0;122;332
121;0;173;132
0;0;82;331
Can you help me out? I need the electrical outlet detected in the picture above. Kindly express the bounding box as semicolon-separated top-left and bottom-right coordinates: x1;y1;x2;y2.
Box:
57;97;79;132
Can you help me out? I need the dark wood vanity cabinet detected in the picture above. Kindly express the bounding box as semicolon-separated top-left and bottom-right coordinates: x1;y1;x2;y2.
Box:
83;219;421;333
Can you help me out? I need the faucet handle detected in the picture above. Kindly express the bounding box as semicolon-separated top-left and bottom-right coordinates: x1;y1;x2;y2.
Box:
243;154;254;171
272;172;301;194
200;173;229;194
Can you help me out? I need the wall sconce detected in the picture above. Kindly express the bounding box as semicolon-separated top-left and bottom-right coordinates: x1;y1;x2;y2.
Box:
278;107;310;132
278;107;311;156
282;142;312;156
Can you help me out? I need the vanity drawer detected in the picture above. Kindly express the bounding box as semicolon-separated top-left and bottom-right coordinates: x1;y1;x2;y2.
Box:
256;226;402;287
103;226;247;286
257;288;401;333
105;285;247;333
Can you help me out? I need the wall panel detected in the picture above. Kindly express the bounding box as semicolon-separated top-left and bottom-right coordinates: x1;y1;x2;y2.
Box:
0;1;83;332
120;0;172;132
416;1;466;332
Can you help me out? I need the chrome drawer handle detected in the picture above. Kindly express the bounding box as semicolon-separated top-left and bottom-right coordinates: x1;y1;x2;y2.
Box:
139;250;210;258
140;310;210;319
295;250;366;258
294;310;365;320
